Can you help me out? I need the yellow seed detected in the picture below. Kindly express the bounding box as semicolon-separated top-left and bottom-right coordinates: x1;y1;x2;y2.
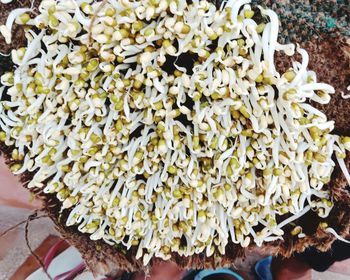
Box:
256;23;265;33
105;7;116;16
174;70;183;77
115;100;124;111
341;136;350;144
192;136;199;148
134;211;142;220
131;239;139;246
110;94;119;104
314;153;326;163
115;119;123;131
211;92;221;100
182;24;191;34
0;131;6;142
173;189;181;198
320;222;328;229
246;172;253;181
48;5;56;15
283;89;297;100
13;126;22;134
193;92;201;101
179;221;188;232
255;74;263;83
231;110;240;119
10;163;21;172
208;33;218;40
291;226;302;236
244;10;254;19
252;158;259;166
132;21;144;32
168;166;177;174
305;150;313;161
198;210;206;217
214;188;224;199
86;222;98;230
262;169;270;177
80;70;89;80
120;216;128;224
86;59;99;72
273;168;282;176
34;72;42;82
109;227;115;236
284;70;296;82
133;80;143;89
119;159;128;171
241;129;253;137
318;136;327;147
36;86;50;94
309;126;320;140
162;245;170;254
61;165;71;172
237;39;245;47
112;197;120;207
292;189;301;197
11;149;19;160
119;29;129;38
336;152;346;159
263;76;272;85
154;101;163;110
105;152;113;163
19;13;31;24
49;15;59;27
71;150;80;156
150;137;158;146
88;147;99;155
224;183;231;191
239;106;250;118
230;158;240;168
162;39;172;49
15;83;23;92
122;79;131;87
144;28;154;37
42;155;53;164
22;150;31;161
90;133;101;143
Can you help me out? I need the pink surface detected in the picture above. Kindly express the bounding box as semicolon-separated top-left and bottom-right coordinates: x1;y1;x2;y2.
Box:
0;157;41;209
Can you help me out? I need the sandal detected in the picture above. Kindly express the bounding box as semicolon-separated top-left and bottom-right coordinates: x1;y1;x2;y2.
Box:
255;256;273;280
182;268;244;280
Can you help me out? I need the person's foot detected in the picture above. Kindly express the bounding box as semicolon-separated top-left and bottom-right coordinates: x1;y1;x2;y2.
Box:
270;256;312;280
133;261;185;280
0;157;41;209
329;259;350;276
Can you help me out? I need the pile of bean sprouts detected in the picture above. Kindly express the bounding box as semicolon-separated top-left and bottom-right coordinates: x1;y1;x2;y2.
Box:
0;0;349;265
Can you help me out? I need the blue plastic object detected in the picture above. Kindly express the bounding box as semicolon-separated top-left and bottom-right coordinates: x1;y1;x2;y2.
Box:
194;268;244;280
255;256;273;280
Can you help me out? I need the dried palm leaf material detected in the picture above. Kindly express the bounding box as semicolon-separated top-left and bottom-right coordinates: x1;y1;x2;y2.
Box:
0;0;349;270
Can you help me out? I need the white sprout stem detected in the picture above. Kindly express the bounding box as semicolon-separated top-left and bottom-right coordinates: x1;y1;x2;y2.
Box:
341;91;350;99
261;8;278;74
325;228;350;244
290;47;309;87
277;206;311;229
336;156;350;186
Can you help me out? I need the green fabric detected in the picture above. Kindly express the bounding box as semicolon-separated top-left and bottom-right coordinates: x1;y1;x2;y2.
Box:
216;0;349;42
